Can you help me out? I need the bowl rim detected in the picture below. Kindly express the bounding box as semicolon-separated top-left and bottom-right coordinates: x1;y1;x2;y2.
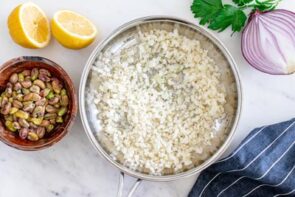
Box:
0;56;77;151
79;16;243;181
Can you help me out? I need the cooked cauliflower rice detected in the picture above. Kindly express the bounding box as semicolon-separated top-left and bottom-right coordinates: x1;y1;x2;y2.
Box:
89;28;229;175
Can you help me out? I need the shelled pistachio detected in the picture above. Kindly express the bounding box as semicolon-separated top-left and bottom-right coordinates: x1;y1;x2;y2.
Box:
0;68;69;141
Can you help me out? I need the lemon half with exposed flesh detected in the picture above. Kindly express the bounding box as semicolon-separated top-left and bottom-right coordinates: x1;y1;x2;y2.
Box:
51;10;97;49
7;2;50;48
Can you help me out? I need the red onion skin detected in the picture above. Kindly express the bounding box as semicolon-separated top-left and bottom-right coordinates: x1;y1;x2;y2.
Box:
241;9;295;75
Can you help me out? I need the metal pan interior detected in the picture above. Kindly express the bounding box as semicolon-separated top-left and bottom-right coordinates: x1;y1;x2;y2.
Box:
79;17;242;181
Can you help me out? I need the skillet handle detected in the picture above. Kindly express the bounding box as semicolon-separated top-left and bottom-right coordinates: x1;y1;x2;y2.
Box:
117;172;142;197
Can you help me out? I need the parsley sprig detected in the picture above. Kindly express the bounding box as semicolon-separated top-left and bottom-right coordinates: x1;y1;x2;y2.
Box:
191;0;281;33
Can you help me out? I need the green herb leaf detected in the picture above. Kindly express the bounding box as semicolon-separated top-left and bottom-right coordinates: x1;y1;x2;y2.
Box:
191;0;247;32
232;0;253;6
191;0;223;25
254;0;280;11
208;5;247;32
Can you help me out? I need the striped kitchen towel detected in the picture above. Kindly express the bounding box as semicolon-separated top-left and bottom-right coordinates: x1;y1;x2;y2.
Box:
189;118;295;197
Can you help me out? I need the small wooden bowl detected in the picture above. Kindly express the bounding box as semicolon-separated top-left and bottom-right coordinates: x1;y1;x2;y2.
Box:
0;56;77;151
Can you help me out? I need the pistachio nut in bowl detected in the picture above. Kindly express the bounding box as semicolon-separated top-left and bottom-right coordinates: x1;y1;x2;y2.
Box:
80;16;242;196
0;56;77;151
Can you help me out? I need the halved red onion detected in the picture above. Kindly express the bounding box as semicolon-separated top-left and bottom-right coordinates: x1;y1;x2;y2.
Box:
242;9;295;75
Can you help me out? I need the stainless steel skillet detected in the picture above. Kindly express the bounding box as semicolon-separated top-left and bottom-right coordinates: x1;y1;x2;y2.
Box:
79;16;242;197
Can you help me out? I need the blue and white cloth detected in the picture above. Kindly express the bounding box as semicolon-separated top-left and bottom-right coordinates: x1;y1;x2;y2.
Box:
189;118;295;197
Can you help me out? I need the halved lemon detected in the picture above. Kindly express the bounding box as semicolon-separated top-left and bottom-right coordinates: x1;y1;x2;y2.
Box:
7;2;50;48
51;10;97;49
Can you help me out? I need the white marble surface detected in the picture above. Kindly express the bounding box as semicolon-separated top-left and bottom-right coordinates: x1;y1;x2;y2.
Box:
0;0;295;196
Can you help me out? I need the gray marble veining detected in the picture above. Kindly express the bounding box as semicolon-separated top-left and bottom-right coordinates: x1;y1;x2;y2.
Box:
0;0;295;196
